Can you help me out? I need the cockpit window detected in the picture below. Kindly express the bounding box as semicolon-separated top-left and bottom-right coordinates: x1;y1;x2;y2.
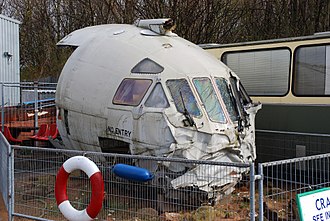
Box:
193;77;226;123
215;78;239;122
238;82;252;105
145;83;169;108
166;79;201;117
131;58;164;74
113;79;152;106
228;75;251;131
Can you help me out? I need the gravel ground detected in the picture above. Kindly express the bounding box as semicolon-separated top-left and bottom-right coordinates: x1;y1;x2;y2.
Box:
0;194;8;221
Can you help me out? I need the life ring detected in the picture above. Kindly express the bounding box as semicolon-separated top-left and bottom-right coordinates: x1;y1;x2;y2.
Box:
55;156;104;221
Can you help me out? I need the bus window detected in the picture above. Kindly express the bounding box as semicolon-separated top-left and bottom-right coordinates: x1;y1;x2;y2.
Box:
293;44;330;96
222;48;290;96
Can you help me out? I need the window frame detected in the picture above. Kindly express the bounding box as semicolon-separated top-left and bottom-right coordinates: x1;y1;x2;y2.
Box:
292;43;330;97
221;47;292;97
112;78;153;106
145;82;170;108
131;58;164;74
214;77;239;122
166;78;202;118
193;77;227;123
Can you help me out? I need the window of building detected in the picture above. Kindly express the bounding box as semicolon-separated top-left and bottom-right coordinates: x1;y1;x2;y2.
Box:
113;79;152;106
166;79;201;117
193;77;226;123
293;44;330;96
222;48;291;96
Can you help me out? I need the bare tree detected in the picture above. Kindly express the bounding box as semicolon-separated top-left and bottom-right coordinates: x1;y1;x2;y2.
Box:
0;0;4;13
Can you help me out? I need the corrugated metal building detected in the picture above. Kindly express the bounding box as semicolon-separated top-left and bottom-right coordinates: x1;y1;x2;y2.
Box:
0;14;20;106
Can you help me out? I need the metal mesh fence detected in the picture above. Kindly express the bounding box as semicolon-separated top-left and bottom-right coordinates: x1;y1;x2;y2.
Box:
6;138;330;221
0;132;10;211
259;153;330;221
11;146;253;221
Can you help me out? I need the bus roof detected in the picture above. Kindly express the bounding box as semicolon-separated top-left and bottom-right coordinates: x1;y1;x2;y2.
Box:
199;32;330;49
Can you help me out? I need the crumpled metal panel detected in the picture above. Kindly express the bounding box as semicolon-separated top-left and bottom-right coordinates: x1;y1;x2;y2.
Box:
132;104;261;195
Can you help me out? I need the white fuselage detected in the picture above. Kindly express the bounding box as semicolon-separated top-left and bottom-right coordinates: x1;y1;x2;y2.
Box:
56;22;261;193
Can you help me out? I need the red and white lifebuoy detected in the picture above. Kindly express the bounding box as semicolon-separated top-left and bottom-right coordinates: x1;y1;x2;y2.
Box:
55;156;104;221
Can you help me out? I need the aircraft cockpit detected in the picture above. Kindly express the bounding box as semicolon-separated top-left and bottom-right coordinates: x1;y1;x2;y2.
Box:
55;18;261;197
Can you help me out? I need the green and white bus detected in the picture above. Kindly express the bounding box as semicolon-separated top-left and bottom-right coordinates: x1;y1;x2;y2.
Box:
202;33;330;162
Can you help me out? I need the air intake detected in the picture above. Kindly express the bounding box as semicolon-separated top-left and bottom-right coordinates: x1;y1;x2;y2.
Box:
134;18;176;36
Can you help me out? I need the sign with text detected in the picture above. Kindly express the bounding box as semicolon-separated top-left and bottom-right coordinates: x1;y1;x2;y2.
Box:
297;188;330;221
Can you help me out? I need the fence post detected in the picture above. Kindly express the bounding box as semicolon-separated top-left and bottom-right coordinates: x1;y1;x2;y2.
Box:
250;163;255;221
258;163;264;221
1;83;4;132
7;145;14;221
34;81;38;133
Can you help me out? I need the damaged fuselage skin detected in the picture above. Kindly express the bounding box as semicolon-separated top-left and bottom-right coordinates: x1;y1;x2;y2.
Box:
56;19;261;194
